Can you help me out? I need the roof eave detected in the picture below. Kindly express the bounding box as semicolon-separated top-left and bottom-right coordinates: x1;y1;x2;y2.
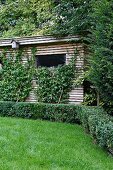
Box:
0;35;82;47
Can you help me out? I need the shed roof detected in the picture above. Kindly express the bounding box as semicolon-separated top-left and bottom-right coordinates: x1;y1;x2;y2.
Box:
0;35;82;47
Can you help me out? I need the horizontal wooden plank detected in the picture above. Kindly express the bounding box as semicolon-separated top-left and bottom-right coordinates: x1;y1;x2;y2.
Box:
69;95;84;98
69;98;83;101
69;88;83;91
69;100;83;102
69;102;82;105
35;50;83;55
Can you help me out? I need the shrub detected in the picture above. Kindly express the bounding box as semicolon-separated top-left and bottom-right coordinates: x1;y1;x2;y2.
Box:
84;108;113;152
88;114;103;140
105;122;113;151
43;103;80;123
0;101;15;117
96;121;113;150
77;105;113;153
77;106;105;132
12;102;45;119
0;102;79;123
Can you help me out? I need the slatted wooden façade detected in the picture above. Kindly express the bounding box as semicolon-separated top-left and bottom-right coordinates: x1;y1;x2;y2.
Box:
0;35;84;104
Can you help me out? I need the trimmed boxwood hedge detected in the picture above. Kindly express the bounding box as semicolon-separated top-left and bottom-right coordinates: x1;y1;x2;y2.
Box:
0;102;80;123
79;106;113;154
0;101;15;117
0;101;113;154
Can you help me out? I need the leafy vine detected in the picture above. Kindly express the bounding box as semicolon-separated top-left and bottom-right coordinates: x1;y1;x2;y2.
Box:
0;48;81;103
35;52;77;103
0;48;35;102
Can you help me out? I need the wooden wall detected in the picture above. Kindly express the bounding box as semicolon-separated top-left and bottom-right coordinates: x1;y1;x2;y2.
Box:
0;41;84;104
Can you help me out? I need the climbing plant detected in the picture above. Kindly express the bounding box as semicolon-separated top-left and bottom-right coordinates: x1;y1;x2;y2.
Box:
35;52;78;103
0;48;35;102
0;48;81;103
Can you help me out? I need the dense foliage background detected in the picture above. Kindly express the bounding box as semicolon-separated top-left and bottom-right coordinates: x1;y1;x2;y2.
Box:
88;0;113;114
0;0;53;37
0;0;92;37
0;0;113;114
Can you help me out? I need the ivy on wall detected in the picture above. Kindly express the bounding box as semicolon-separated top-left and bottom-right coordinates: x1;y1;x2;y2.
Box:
0;49;35;102
35;54;77;104
0;48;81;103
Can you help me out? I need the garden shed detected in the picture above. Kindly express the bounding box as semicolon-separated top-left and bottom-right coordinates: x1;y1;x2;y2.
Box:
0;35;84;104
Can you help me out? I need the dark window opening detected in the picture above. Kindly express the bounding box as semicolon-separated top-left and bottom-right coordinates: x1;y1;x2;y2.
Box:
36;54;66;67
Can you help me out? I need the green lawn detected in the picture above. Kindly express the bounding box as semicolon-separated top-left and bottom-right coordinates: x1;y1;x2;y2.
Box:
0;117;112;170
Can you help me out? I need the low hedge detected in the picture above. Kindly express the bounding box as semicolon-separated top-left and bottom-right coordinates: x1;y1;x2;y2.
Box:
0;101;15;117
43;103;80;123
88;114;113;152
0;101;113;154
13;102;45;119
0;102;80;123
79;106;113;153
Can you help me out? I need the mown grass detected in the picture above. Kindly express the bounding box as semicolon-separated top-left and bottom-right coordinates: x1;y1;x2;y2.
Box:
0;117;112;170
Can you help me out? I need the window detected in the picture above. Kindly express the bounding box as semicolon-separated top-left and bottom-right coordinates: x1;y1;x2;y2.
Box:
36;54;66;67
